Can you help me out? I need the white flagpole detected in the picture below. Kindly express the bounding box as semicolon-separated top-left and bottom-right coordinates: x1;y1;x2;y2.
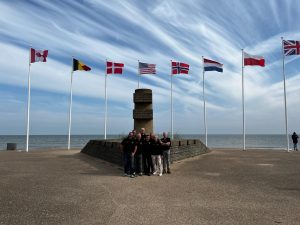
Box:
104;60;108;140
281;37;289;152
26;47;32;152
138;60;140;89
170;60;174;139
67;58;74;150
202;57;207;146
242;49;245;151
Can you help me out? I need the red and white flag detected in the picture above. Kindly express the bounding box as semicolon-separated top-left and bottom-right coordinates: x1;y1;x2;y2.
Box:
30;48;48;63
283;40;300;56
244;52;265;67
106;61;124;74
171;61;189;75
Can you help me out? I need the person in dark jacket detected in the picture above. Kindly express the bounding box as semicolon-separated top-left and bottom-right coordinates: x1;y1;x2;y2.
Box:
120;132;137;178
160;132;171;174
142;135;152;176
140;128;147;142
135;133;143;175
150;134;163;176
292;132;299;151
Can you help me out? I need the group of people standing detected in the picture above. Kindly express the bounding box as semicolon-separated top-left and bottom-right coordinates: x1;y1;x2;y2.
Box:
120;128;171;178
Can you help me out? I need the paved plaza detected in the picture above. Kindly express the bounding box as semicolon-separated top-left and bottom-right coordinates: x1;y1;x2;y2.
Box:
0;149;299;225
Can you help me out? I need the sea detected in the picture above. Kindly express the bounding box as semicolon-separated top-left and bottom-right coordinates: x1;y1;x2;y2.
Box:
0;134;292;151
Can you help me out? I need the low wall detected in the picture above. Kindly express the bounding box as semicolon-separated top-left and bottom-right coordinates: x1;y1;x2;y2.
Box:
81;139;209;166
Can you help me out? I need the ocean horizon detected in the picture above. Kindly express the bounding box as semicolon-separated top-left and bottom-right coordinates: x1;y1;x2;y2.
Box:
0;134;292;151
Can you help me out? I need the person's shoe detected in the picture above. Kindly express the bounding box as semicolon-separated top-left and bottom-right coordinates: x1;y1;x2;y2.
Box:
124;173;129;177
130;174;135;178
147;173;151;176
152;172;157;175
139;172;143;176
162;170;166;174
167;170;171;174
159;173;162;176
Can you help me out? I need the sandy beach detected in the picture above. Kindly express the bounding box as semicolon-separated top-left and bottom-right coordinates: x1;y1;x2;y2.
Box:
0;148;299;225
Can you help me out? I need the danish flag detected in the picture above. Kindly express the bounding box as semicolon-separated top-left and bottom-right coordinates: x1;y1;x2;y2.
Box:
30;48;48;63
106;61;124;74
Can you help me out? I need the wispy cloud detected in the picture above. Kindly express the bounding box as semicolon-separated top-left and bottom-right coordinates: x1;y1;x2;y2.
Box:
0;0;300;134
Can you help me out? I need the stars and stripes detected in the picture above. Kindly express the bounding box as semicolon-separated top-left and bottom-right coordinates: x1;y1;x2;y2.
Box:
139;62;156;74
171;61;189;75
283;40;300;56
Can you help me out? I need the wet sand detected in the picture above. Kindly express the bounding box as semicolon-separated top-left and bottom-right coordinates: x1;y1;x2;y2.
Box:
0;148;299;225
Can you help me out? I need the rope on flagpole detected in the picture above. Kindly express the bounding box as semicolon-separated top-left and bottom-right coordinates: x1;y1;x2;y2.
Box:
281;37;289;152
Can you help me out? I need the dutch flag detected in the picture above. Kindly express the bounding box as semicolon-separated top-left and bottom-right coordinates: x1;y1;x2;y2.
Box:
203;58;223;73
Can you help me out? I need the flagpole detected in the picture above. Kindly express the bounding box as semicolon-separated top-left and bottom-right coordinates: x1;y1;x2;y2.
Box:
137;60;140;89
104;60;108;140
67;58;74;150
242;49;245;151
202;57;207;146
26;46;32;152
170;60;173;139
281;37;289;152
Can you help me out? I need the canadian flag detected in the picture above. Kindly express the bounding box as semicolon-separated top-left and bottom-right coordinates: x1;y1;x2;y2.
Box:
244;52;265;67
106;61;124;74
30;48;48;63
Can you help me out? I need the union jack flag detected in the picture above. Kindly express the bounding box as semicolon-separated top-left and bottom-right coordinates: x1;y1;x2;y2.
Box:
172;61;189;75
283;40;300;56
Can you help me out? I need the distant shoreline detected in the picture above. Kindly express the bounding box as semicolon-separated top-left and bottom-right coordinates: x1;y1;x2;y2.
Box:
0;147;290;153
0;134;293;150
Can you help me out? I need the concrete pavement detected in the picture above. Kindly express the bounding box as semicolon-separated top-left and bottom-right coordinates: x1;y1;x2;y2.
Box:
0;149;299;225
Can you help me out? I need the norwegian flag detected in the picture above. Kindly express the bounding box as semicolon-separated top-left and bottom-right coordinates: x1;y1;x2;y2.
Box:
30;48;48;63
106;61;124;74
283;40;300;56
172;61;189;75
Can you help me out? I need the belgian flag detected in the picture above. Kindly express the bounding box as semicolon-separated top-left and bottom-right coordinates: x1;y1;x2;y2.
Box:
73;58;91;71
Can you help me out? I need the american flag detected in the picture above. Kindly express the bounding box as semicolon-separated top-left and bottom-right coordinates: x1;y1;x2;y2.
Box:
284;40;300;56
172;61;189;75
139;62;156;74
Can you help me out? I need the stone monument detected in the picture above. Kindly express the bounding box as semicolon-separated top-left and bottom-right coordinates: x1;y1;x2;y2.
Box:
133;89;153;133
81;88;209;165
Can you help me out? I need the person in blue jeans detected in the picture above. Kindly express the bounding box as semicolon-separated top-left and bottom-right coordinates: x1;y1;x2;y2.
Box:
160;132;171;174
121;132;137;178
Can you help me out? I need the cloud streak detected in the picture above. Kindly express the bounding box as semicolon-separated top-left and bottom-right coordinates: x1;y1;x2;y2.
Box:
0;0;300;135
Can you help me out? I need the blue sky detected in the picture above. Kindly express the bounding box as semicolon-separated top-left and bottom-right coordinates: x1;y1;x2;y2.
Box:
0;0;300;135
